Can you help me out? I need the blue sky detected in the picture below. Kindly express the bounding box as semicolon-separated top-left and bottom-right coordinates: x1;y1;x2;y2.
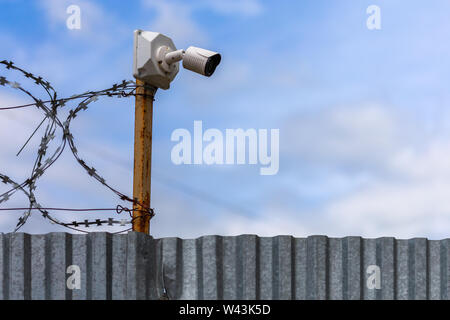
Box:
1;0;450;239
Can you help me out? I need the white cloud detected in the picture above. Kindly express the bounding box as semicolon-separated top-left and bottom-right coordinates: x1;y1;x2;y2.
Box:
323;179;450;239
142;0;207;46
208;172;450;240
389;141;450;180
288;104;399;160
39;0;102;31
275;103;450;239
182;59;252;107
38;0;128;47
214;209;313;238
198;0;263;16
141;0;263;46
3;1;131;91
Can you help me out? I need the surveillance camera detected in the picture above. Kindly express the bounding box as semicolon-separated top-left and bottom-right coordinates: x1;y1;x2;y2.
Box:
182;46;221;77
133;30;221;89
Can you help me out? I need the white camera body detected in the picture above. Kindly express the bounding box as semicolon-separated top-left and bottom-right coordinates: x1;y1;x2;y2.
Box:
133;30;221;90
183;46;221;77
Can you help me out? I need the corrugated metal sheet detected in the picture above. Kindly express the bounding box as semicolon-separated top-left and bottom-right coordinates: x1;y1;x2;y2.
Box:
0;232;448;300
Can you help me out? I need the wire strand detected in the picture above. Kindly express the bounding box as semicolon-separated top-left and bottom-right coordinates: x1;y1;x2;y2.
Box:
0;60;157;233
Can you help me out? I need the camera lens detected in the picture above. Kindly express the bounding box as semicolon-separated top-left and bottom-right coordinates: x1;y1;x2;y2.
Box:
204;54;221;77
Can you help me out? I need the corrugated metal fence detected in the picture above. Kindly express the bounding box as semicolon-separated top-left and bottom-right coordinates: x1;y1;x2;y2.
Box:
0;232;448;300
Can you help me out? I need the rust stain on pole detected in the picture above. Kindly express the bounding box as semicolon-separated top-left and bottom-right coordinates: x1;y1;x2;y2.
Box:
132;80;155;233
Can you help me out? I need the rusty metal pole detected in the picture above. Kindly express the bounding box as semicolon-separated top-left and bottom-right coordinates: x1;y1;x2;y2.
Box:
132;79;156;233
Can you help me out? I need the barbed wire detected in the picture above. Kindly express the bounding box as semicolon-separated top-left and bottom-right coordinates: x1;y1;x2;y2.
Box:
0;60;155;233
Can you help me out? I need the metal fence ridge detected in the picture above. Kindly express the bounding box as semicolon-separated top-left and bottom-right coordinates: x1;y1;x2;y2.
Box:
0;232;448;300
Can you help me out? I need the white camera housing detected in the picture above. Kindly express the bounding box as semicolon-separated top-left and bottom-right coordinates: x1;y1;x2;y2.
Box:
182;46;221;77
133;30;179;90
133;30;221;90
